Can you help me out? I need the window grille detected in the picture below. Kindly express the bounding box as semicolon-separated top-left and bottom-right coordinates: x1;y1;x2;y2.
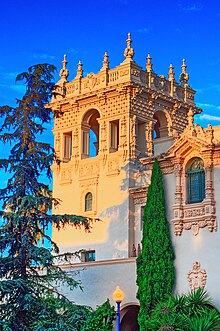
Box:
187;158;205;204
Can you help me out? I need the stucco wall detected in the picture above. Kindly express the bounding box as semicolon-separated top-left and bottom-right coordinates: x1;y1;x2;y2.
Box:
59;258;138;309
53;156;131;260
164;168;220;309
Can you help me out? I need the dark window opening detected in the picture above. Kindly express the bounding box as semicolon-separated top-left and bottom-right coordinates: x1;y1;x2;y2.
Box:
81;250;96;262
63;132;72;161
109;120;119;153
85;192;93;211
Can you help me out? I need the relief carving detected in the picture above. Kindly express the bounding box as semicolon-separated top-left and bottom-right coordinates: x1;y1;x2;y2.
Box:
79;163;99;178
130;115;137;158
130;187;148;205
60;168;72;184
107;159;119;174
173;212;217;236
120;69;129;77
55;132;61;159
72;128;79;158
146;121;153;156
97;92;106;105
100;121;108;164
116;86;128;100
84;73;99;90
119;116;128;160
187;261;207;290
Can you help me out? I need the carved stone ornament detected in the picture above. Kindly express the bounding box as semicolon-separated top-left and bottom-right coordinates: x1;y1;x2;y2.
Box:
124;32;134;60
84;73;98;90
129;187;148;205
97;91;106;105
187;261;207;290
60;168;72;184
59;54;69;82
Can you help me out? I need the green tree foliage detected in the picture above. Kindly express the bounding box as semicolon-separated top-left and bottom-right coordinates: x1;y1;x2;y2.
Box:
31;296;91;331
146;288;220;331
83;299;116;331
136;158;175;330
0;64;91;330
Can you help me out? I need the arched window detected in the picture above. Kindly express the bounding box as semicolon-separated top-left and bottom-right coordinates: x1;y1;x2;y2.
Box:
153;110;169;138
85;192;93;211
81;109;100;158
187;158;205;204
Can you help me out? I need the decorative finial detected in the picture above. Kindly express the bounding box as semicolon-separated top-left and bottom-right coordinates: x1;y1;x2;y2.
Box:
76;60;83;78
124;32;134;61
179;59;189;84
146;53;153;72
59;54;69;82
168;63;175;81
102;51;109;69
188;108;194;127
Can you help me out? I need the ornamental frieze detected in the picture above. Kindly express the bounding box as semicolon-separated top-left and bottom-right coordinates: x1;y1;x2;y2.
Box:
120;69;129;77
129;187;148;205
172;209;216;236
79;162;100;178
184;207;205;218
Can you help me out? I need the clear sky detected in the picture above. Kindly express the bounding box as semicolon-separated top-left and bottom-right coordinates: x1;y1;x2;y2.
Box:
0;0;219;139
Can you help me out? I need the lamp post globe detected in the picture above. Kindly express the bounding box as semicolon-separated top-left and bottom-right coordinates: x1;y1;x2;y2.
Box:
113;286;124;331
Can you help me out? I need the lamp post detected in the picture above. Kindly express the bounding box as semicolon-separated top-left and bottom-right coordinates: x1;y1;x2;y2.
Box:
112;286;124;331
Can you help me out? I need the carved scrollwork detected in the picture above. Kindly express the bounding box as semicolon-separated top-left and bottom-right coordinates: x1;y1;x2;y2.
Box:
173;215;217;236
187;261;207;290
84;73;100;90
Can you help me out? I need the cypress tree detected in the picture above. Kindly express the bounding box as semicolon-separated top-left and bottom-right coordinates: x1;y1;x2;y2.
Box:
0;64;91;330
136;158;175;331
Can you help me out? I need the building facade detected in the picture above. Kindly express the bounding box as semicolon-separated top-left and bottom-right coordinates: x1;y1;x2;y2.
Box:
49;34;220;330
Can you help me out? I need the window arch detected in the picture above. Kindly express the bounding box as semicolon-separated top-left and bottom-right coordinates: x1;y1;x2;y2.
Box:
81;109;100;158
187;158;205;204
153;110;169;138
85;192;93;211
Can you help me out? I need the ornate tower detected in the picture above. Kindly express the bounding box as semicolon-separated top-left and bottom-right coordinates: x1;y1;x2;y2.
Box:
49;34;201;260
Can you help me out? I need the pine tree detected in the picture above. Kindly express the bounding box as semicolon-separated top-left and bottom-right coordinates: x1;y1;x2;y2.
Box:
0;64;91;330
136;158;175;331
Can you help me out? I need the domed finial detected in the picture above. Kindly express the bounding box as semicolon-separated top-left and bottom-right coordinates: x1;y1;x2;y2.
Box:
168;63;175;81
59;54;69;82
146;53;153;72
76;60;83;78
179;59;189;84
102;51;109;69
124;32;134;61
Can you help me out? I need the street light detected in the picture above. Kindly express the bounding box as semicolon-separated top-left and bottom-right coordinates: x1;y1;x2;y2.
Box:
112;286;124;331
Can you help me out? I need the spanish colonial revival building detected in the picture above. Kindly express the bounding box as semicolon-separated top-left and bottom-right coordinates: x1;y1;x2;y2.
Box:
49;34;220;330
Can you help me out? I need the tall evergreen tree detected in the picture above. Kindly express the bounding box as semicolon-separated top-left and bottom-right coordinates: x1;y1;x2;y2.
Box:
136;158;175;331
0;64;91;330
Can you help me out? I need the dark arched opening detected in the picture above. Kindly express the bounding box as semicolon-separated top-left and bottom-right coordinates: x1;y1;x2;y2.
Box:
153;110;169;138
121;305;140;331
82;109;100;158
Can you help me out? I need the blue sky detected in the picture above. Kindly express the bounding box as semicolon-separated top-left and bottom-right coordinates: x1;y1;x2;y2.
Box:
0;0;219;144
